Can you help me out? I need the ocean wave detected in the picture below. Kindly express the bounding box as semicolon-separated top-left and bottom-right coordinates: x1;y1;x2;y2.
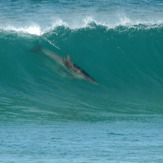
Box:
0;19;163;115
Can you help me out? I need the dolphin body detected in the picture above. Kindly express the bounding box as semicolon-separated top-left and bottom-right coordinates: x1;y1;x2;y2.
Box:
41;49;98;84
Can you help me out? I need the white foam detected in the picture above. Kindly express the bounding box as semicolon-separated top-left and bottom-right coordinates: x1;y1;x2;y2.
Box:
51;19;68;28
1;24;42;36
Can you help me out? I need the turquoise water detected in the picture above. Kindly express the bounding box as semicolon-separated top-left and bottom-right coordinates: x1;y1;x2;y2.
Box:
0;0;163;162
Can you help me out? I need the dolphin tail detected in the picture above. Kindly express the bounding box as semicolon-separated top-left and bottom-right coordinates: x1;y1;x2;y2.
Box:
41;48;64;66
31;44;42;53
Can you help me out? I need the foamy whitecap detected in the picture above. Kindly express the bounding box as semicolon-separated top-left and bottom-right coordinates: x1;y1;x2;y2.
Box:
1;25;42;36
0;17;163;36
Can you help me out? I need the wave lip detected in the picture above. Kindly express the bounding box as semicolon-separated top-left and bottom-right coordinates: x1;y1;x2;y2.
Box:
0;16;163;36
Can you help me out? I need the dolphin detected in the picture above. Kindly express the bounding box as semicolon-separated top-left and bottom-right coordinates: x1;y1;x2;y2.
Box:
41;48;98;84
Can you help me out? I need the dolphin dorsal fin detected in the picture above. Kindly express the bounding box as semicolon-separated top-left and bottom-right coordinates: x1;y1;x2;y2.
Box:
67;54;72;63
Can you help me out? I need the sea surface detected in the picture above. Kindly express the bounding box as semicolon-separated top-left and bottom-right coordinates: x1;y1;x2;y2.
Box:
0;0;163;162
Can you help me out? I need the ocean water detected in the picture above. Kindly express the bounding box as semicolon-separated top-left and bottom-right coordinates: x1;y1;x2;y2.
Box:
0;0;163;162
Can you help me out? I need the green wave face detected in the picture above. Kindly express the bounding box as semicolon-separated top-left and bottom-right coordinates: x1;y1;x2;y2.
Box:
0;25;163;121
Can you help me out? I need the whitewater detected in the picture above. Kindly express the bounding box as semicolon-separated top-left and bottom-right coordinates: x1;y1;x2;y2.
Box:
0;0;163;162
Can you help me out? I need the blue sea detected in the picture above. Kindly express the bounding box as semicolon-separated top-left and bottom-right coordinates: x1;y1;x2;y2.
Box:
0;0;163;162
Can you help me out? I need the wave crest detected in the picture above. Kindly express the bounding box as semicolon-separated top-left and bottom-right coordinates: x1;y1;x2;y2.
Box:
0;17;163;36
